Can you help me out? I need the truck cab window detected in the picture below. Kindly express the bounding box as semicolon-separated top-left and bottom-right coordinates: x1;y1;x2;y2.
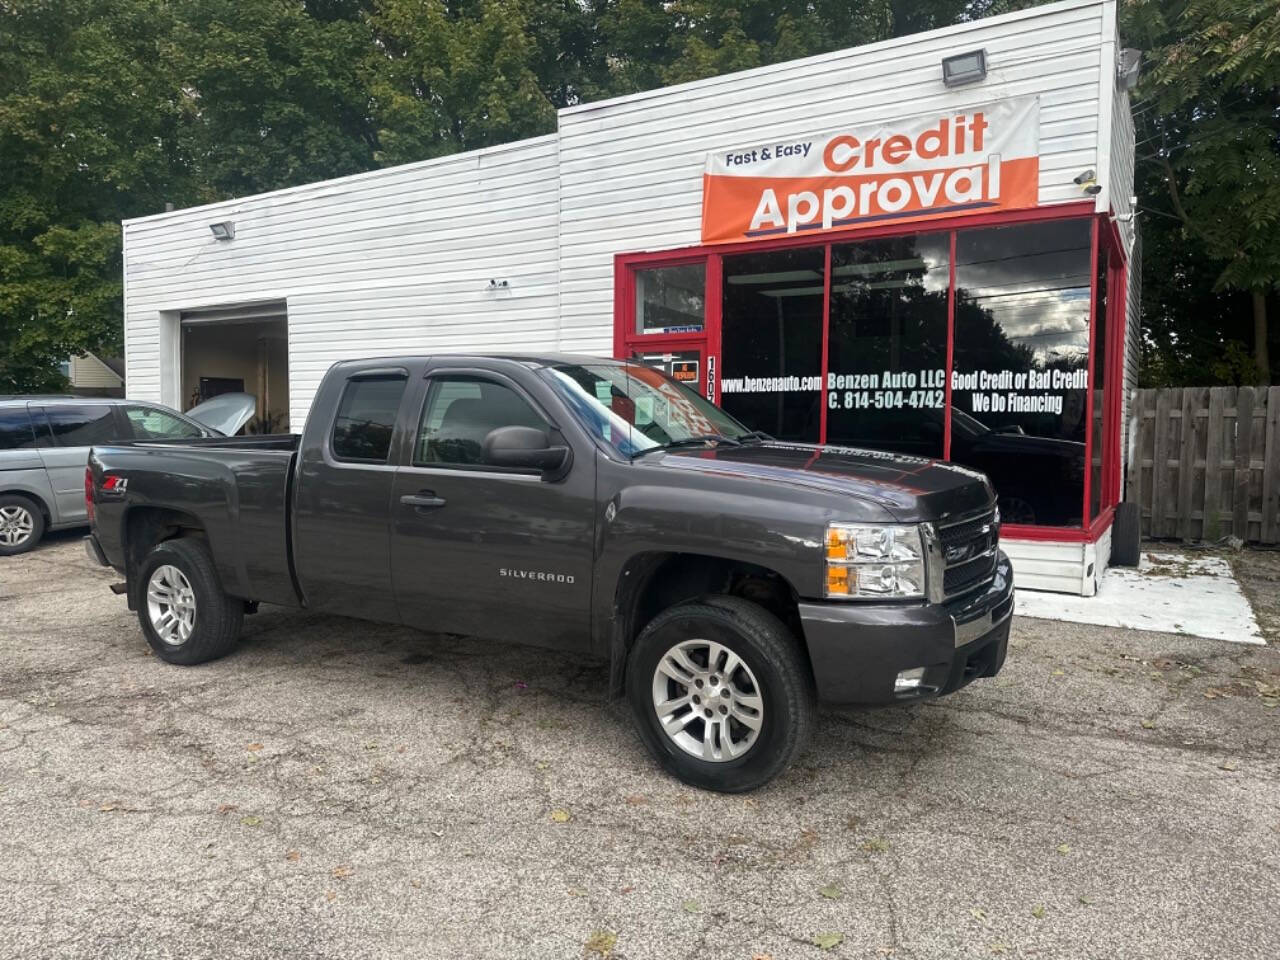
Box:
331;376;407;462
416;376;546;466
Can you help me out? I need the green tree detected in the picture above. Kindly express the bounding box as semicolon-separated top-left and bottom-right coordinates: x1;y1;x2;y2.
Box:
0;0;189;391
368;0;602;164
1127;0;1280;385
175;0;378;198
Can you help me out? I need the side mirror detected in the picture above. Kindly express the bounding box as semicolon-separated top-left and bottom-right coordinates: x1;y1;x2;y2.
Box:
482;425;570;476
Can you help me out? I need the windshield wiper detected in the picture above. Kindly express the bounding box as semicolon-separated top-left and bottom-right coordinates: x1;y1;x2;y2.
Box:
736;430;773;444
632;434;742;457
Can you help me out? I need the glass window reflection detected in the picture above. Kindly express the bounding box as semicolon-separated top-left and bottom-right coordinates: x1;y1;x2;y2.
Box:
827;233;949;458
950;220;1092;527
720;247;824;441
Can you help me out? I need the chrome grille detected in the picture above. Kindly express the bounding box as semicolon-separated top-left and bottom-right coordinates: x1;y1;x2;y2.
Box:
937;507;999;599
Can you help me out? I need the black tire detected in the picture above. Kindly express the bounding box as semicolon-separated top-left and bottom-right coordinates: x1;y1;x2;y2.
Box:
0;494;45;556
136;538;243;665
1111;501;1141;567
626;595;815;793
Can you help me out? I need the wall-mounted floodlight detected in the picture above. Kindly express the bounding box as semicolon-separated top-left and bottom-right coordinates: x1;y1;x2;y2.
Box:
1073;169;1102;196
209;221;235;241
1117;48;1142;91
942;49;987;87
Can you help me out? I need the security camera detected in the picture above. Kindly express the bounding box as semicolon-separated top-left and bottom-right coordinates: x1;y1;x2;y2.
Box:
1072;169;1096;185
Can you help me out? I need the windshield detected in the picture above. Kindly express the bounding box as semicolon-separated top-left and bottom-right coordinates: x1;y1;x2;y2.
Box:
544;361;753;458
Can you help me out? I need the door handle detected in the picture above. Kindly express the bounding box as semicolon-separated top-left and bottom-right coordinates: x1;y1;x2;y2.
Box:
400;492;447;510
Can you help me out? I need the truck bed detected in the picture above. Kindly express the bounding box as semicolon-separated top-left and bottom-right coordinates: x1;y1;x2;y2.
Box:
89;435;301;607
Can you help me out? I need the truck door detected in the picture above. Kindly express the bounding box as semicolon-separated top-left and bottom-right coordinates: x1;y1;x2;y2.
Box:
389;367;595;651
292;368;416;623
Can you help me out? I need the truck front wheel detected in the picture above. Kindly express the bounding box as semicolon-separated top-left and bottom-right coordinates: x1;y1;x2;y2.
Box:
136;538;243;665
626;596;814;792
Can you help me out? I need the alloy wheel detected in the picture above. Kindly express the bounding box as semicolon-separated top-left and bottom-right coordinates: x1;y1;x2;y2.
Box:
0;505;34;547
651;638;764;762
146;564;197;646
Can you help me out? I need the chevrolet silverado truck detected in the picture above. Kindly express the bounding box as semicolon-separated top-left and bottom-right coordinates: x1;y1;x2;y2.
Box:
85;354;1012;792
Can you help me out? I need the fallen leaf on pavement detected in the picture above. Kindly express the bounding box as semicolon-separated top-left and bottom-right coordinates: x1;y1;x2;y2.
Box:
812;932;844;951
246;743;263;752
819;883;843;900
285;850;301;862
624;795;647;805
550;808;572;823
1056;843;1071;855
1079;895;1095;905
1219;759;1239;771
1031;904;1046;919
240;815;261;827
216;803;238;815
970;908;988;924
567;886;588;897
324;890;337;902
862;837;890;853
681;899;701;914
332;864;353;879
584;930;617;957
1140;719;1155;729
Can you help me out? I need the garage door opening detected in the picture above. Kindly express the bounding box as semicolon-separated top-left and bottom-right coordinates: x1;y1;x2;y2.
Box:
180;302;289;434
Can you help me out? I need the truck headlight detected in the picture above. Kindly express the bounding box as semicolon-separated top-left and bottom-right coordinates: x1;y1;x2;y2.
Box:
825;523;926;599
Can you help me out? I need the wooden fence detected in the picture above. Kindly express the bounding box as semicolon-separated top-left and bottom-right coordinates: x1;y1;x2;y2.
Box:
1127;386;1280;544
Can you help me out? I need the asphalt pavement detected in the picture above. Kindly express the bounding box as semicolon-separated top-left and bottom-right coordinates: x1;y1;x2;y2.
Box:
1;532;1278;960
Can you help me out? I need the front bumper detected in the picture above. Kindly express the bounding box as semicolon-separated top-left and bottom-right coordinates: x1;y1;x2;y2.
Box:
799;551;1013;705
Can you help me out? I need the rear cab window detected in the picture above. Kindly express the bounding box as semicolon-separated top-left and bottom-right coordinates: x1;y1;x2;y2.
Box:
331;375;408;462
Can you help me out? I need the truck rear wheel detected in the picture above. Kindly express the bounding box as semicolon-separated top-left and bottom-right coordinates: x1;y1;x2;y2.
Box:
626;596;814;793
0;494;44;556
136;538;243;665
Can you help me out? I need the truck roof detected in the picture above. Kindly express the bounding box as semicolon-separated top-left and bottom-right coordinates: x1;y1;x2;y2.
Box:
333;353;629;370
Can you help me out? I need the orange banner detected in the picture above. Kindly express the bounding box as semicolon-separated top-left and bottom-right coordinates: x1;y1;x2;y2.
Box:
701;97;1041;244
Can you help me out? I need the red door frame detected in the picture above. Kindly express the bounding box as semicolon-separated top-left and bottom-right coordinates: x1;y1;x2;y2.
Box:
614;201;1127;544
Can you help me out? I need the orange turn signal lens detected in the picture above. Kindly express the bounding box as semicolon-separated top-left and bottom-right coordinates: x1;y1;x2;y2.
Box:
826;565;851;596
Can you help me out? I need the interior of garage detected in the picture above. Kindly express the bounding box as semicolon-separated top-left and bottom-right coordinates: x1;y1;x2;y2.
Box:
180;303;289;433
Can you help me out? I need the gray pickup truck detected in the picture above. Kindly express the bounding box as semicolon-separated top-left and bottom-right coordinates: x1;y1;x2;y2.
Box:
86;354;1012;791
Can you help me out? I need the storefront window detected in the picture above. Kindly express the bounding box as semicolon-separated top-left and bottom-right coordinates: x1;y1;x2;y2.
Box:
635;263;705;334
950;219;1092;527
720;247;824;441
1091;241;1108;522
620;214;1114;531
827;233;949;457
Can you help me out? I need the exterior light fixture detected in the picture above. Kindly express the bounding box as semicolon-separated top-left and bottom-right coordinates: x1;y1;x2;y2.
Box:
209;221;235;241
1073;169;1102;196
941;49;987;87
1117;48;1142;91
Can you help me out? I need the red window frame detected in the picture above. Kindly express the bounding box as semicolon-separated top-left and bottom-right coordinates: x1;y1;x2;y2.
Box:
614;201;1127;542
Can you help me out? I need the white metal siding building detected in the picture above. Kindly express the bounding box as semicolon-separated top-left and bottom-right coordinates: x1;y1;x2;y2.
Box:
122;0;1137;594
